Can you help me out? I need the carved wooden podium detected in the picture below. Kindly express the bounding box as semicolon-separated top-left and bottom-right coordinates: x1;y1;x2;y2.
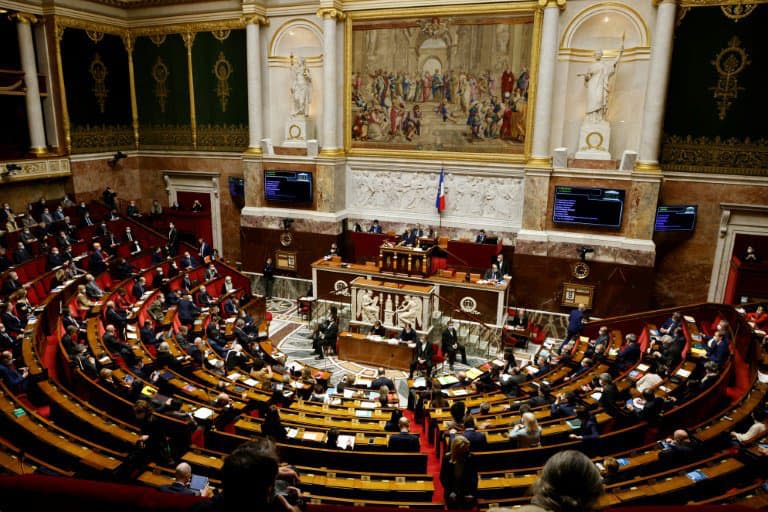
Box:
378;244;434;277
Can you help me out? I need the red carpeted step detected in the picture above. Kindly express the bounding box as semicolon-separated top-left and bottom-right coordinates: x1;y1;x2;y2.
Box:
403;409;444;503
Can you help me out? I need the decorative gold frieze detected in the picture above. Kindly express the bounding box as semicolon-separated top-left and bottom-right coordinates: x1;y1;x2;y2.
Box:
661;134;768;176
721;3;758;21
71;125;133;153
197;124;249;151
89;53;109;114
211;29;231;42
86;30;104;44
710;36;750;121
149;34;167;46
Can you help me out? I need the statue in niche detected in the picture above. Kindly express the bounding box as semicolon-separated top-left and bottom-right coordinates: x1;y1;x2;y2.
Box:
290;55;311;117
579;39;624;123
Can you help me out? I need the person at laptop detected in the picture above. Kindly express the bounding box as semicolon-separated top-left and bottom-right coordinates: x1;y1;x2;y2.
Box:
160;462;211;496
484;263;502;282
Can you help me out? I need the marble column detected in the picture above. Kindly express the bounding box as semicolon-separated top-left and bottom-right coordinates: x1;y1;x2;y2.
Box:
636;0;677;172
245;15;268;154
317;8;345;157
15;13;47;155
529;0;563;164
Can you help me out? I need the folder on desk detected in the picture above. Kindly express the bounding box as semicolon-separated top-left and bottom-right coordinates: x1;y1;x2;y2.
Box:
337;435;356;450
355;409;373;418
437;375;459;386
466;367;484;380
566;419;582;430
686;470;708;482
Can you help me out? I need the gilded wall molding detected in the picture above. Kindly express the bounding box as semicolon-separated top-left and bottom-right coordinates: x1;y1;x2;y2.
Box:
0;157;71;183
71;125;134;153
661;134;768;176
678;0;768;6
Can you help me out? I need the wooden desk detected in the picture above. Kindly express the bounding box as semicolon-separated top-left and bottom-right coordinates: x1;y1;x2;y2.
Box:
337;332;414;371
379;244;434;277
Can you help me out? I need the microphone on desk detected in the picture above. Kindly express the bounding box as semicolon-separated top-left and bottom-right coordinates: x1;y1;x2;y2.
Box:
464;272;471;283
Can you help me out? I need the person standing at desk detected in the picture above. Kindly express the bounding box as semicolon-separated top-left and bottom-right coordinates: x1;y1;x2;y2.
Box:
475;229;487;244
263;257;275;299
495;253;510;277
442;320;467;370
561;303;587;349
409;336;433;378
369;219;383;234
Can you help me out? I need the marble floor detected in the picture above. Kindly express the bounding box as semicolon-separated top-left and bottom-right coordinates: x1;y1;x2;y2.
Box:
266;298;547;406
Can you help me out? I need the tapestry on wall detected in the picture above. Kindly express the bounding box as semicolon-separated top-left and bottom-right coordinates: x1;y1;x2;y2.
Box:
349;12;534;156
660;4;768;176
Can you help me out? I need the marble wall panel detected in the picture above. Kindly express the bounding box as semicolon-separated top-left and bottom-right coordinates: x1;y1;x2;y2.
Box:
522;172;551;231
653;179;768;308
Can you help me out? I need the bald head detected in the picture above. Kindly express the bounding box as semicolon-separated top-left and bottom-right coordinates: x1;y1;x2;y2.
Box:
175;462;192;483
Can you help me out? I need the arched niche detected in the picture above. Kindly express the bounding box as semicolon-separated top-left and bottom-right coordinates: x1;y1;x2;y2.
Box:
560;2;649;59
269;19;323;65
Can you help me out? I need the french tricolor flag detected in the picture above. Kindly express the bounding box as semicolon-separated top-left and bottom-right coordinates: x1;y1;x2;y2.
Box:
435;168;446;213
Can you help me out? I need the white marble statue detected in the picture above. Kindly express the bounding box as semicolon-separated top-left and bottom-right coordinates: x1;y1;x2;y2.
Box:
360;289;381;324
396;295;422;329
579;42;623;123
290;55;311;117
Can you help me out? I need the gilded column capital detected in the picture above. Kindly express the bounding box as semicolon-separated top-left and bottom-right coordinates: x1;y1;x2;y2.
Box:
317;7;346;21
122;33;135;53
181;30;196;50
9;13;38;24
652;0;677;6
537;0;566;10
241;14;269;26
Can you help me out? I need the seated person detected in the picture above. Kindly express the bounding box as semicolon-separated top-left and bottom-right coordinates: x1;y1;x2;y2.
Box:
387;417;420;451
369;320;386;337
399;323;417;342
475;229;488;244
368;219;382;234
550;391;579;418
0;350;28;392
408;337;433;378
484;263;502;282
614;333;641;371
659;311;682;336
730;409;767;447
508;308;529;329
706;331;730;368
325;243;340;259
371;367;395;391
746;305;768;330
659;429;699;465
743;245;758;262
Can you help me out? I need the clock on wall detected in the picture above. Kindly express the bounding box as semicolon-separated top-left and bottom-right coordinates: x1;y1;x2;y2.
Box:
280;231;293;247
572;261;590;280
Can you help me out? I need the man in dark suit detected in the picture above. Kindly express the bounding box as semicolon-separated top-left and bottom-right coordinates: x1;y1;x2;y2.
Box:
140;320;157;346
484;263;502;282
46;247;64;271
475;229;487;244
442;320;466;370
706;331;730;368
560;303;587;351
60;325;80;357
314;317;339;359
206;317;227;355
178;294;200;326
660;328;685;369
168;222;178;256
62;310;84;333
495;253;509;277
409;337;433;378
451;416;487;451
197;287;213;308
1;304;23;336
132;277;147;301
198;238;213;260
1;272;22;297
180;251;195;270
13;242;31;264
105;301;128;332
89;243;108;275
371;367;395;390
80;210;94;227
658;430;698;465
597;373;625;419
614;333;641;371
0;323;21;353
102;324;136;365
368;220;383;234
387;417;420;452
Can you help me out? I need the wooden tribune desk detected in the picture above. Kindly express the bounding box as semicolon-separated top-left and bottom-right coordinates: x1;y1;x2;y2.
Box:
337;332;414;371
379;244;434;277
